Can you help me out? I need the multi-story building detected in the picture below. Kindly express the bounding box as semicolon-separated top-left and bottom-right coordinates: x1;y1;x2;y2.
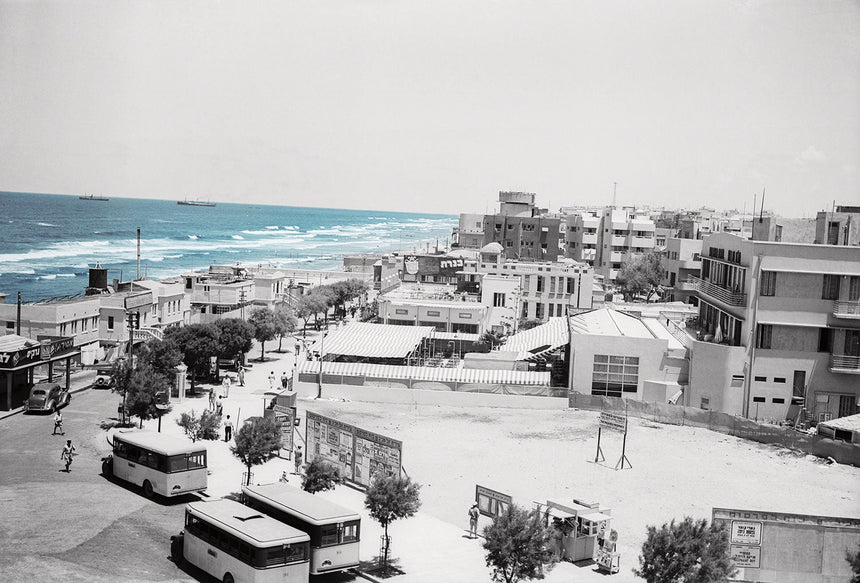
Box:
594;208;656;283
377;286;487;334
452;213;486;249
131;279;190;329
565;211;601;267
661;238;703;304
815;205;860;246
183;267;255;323
481;192;561;261
686;233;860;423
460;242;593;323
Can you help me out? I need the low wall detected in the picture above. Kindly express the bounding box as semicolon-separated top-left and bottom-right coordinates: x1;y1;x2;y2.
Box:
569;392;860;467
294;379;569;410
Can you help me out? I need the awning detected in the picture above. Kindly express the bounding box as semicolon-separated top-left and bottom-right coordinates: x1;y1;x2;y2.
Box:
309;322;435;359
756;310;829;328
297;360;551;386
500;318;569;361
579;511;612;522
760;255;860;277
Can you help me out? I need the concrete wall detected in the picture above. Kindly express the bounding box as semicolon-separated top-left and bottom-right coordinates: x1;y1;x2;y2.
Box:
688;340;747;414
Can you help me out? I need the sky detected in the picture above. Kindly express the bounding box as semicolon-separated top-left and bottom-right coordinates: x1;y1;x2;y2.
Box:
1;1;858;217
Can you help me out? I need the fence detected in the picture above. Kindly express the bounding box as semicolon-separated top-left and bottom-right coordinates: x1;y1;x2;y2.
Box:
569;393;860;467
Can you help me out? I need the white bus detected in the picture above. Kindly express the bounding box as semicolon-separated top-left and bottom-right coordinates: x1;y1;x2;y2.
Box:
172;499;310;583
242;483;361;575
104;430;207;498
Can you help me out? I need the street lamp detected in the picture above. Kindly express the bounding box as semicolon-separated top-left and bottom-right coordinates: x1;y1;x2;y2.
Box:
316;330;328;399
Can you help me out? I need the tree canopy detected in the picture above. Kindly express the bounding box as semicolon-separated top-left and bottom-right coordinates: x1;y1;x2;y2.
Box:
634;517;735;583
365;473;421;569
273;305;298;352
166;323;221;389
248;307;279;361
231;416;281;486
483;503;554;583
214;318;255;361
301;458;344;494
124;362;172;428
615;252;663;302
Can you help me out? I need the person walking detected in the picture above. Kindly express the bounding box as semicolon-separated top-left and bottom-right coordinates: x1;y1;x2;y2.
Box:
280;371;288;389
468;503;479;539
222;375;231;398
216;396;224;418
208;387;216;411
293;445;303;475
52;410;64;436
61;440;76;472
223;415;234;442
237;366;245;387
268;371;276;389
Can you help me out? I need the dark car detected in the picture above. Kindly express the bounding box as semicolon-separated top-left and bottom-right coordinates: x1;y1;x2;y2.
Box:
23;382;70;413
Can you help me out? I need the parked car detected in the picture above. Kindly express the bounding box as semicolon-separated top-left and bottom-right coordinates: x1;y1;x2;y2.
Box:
93;364;115;388
23;382;70;413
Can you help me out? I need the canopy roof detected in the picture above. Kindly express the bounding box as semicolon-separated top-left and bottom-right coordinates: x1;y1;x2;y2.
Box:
298;360;550;385
500;317;570;361
309;322;435;359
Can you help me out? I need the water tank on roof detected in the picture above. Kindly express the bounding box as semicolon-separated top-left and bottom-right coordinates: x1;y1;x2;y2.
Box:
88;265;108;290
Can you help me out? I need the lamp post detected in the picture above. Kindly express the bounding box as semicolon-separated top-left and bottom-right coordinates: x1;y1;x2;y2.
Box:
316;330;327;399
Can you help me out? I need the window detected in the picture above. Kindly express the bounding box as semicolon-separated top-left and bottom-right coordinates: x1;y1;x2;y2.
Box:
107;316;114;330
5;321;13;329
536;277;544;292
773;377;786;384
591;355;639;397
760;271;776;296
506;240;513;247
700;397;710;410
493;293;505;308
395;309;408;315
818;328;833;352
566;278;575;294
458;313;472;319
756;324;772;349
850;276;860;301
535;303;544;320
754;376;767;382
752;397;766;403
822;274;840;300
772;398;785;404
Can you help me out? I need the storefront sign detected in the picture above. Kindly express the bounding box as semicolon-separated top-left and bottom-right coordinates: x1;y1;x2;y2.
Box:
730;544;761;568
0;337;75;370
306;411;402;488
731;521;762;545
124;292;153;310
599;411;627;433
475;485;512;518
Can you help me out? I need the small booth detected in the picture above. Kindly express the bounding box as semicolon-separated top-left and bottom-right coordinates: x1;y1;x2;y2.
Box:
263;389;298;459
538;498;619;573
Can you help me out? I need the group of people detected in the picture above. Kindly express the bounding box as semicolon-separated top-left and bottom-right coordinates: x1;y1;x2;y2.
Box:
267;370;291;390
52;411;76;472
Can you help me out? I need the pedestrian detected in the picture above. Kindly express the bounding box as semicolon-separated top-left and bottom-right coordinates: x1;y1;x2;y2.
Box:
52;410;64;436
222;374;231;398
216;396;224;418
293;445;303;475
280;471;290;484
208;387;216;411
223;415;233;442
237;366;245;387
268;371;276;389
280;371;288;389
468;503;479;538
61;439;76;472
294;342;300;356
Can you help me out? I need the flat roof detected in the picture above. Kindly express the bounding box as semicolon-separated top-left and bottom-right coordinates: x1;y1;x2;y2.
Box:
570;308;656;339
113;429;206;456
818;413;860;433
298;360;550;386
0;335;39;352
243;483;360;523
186;499;309;545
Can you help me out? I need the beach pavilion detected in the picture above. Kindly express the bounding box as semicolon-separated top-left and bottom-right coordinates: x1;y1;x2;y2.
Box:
305;321;435;366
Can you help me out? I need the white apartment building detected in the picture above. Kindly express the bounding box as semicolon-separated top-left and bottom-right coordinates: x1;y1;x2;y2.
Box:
661;238;703;304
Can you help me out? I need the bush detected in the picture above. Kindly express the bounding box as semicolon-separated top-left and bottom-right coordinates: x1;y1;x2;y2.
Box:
176;409;221;442
301;458;344;494
634;517;735;583
483;503;554;583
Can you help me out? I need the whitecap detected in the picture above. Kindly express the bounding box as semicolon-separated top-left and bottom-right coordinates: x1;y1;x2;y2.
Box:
40;274;57;280
265;226;279;230
188;235;198;240
37;222;58;227
232;235;244;240
57;273;76;277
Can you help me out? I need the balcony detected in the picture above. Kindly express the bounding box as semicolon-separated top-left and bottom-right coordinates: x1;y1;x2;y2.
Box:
688;276;747;307
830;354;860;374
833;300;860;319
133;327;164;342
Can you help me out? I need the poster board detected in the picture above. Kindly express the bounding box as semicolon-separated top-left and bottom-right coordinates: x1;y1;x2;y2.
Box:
274;406;296;453
306;411;402;488
475;485;512;518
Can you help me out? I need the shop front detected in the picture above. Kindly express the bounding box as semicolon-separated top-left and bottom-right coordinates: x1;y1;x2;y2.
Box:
0;335;79;411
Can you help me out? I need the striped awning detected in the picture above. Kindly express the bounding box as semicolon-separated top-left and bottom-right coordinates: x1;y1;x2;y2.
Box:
297;360;550;386
308;322;435;359
500;317;570;361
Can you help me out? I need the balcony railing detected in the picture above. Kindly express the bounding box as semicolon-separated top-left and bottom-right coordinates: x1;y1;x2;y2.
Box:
833;300;860;319
830;354;860;374
688;276;747;307
132;327;164;342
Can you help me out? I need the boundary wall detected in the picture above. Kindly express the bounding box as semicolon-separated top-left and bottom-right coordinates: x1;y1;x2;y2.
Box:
569;392;860;467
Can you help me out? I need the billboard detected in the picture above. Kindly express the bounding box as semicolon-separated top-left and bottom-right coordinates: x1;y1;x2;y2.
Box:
475;485;512;518
401;255;467;279
306;411;402;488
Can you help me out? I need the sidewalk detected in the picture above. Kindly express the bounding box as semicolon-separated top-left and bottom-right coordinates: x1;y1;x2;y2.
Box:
0;368;97;421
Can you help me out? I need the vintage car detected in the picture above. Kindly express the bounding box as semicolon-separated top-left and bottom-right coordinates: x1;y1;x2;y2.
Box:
23;382;71;413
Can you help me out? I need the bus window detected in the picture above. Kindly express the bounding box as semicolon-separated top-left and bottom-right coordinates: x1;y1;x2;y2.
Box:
187;451;206;470
343;521;359;542
320;524;339;547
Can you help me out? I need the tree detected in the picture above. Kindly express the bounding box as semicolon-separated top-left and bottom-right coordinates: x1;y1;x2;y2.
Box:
124;362;173;428
364;473;421;570
137;337;184;380
214;318;254;365
328;278;369;320
310;286;335;329
273;305;298;352
615;252;663;302
248;307;279;361
167;323;221;391
634;517;735;583
294;294;324;336
109;357;135;425
847;543;860;583
231;416;281;486
483;503;554;583
176;409;221;442
479;330;506;351
301;458;344;494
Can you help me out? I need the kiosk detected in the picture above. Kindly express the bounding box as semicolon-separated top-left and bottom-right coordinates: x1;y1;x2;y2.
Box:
537;498;618;571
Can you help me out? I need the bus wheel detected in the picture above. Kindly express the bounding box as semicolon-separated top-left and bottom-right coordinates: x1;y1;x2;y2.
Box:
143;480;154;498
102;458;112;476
170;534;184;564
223;573;234;583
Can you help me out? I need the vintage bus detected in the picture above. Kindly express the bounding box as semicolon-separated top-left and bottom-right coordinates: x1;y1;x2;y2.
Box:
103;430;207;498
172;499;310;583
242;483;361;575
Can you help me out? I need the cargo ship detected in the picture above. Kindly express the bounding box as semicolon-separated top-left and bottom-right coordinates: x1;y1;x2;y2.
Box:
177;198;215;207
79;194;109;201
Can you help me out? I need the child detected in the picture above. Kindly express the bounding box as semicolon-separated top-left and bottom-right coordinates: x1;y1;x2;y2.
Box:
61;440;76;472
52;410;64;436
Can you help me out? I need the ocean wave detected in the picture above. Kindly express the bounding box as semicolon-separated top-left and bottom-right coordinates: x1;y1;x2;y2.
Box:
232;235;244;240
40;274;57;280
163;254;183;259
188;235;198;240
265;226;279;230
57;273;77;277
37;222;58;227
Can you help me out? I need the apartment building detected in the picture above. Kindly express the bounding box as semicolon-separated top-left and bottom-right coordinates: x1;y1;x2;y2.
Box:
183;267;255;323
565;211;600;267
661;238;703;304
453;213;487;249
459;242;593;323
686;233;860;423
594;208;656;283
480;191;561;261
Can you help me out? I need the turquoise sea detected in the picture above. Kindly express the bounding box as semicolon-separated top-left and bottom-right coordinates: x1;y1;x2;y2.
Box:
0;192;456;301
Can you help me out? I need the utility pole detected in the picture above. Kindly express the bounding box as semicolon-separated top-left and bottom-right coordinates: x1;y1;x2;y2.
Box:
16;291;21;335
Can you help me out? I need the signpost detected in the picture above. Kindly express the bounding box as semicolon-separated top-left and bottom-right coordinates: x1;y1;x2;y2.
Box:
305;411;402;488
475;485;512;518
594;410;631;470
